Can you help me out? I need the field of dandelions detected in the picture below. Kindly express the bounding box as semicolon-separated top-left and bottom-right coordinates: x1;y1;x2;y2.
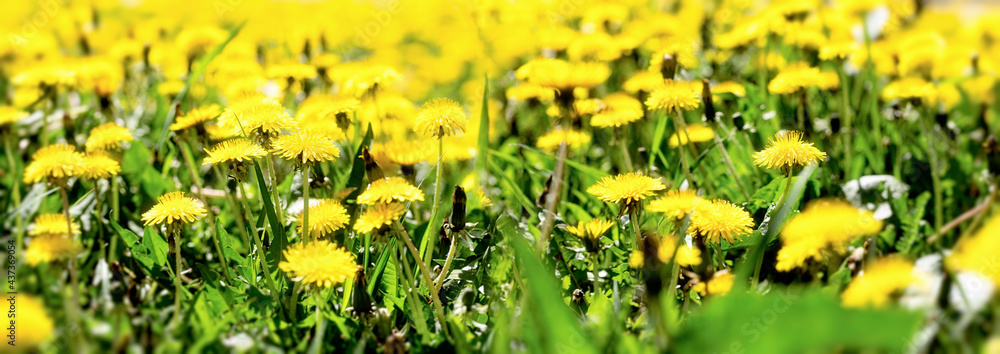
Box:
5;0;1000;353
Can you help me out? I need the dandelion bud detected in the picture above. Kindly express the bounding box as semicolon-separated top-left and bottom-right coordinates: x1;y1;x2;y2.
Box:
701;79;716;123
450;186;467;233
659;53;676;80
351;266;374;316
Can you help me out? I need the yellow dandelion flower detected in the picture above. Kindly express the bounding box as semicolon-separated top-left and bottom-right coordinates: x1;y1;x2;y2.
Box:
519;58;610;90
694;270;735;296
354;203;407;234
882;77;937;103
623;71;664;94
648;190;706;220
690;199;754;245
415;98;467;138
753;131;827;172
272;132;340;165
26;234;81;265
16;296;54;348
299;199;349;238
842;257;916;308
158;80;185;96
204;138;268;165
170;104;221;131
373;140;432;166
357;177;425;205
536;128;592;152
668;124;715;147
645;79;701;113
587;172;666;206
0;106;27;126
141;191;208;226
776;200;883;272
566;219;614;251
949;215;1000;284
78;153;121;180
221;97;298;143
279;240;356;288
85;122;133;152
29;214;79;237
23;144;85;184
298;119;346;141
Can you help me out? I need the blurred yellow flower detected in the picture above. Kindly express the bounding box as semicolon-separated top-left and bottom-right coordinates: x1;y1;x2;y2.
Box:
842;257;916;308
15;296;53;348
520;59;610;91
170;104;221;131
882;77;937;103
0;106;27;126
776;200;883;271
648;189;706;220
694;270;735;295
668;124;715;147
536;128;591;152
29;214;79;238
949;215;1000;284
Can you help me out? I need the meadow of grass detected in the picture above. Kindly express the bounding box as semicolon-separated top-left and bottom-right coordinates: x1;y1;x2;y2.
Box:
3;0;1000;353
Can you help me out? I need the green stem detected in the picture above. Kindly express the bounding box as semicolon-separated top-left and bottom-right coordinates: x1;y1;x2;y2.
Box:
237;183;283;304
5;133;23;260
173;228;183;328
110;176;120;261
670;112;697;188
752;169;794;290
616;127;634;172
628;207;643;251
922;111;944;231
420;137;444;263
539;118;571;251
837;64;854;179
59;184;84;352
711;133;750;201
213;164;251;245
303;164;311;242
178;138;234;284
392;220;448;331
434;230;459;292
265;153;285;226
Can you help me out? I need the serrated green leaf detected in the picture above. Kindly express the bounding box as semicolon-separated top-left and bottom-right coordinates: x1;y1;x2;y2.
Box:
143;225;169;267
